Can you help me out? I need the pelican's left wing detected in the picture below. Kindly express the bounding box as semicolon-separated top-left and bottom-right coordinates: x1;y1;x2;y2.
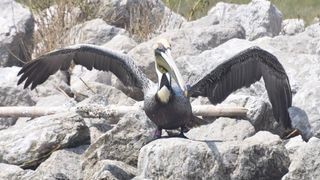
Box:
188;47;292;129
17;44;151;94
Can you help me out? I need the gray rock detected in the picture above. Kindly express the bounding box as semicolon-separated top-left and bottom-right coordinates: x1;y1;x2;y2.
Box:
63;18;126;45
102;34;137;53
137;138;225;180
255;23;320;55
0;113;89;168
288;106;313;141
76;83;136;142
292;82;320;138
93;0;185;37
129;22;245;81
208;0;282;40
0;163;34;180
281;19;305;35
216;132;289;179
282;137;320;180
284;136;306;160
0;67;36;130
25;145;88;180
231;131;290;179
137;131;289;180
182;12;220;29
83;160;137;180
0;0;34;66
186;118;255;141
82;110;156;171
35;94;76;108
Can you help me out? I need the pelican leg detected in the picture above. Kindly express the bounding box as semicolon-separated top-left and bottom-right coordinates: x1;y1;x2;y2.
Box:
281;128;301;139
178;126;188;139
153;127;162;139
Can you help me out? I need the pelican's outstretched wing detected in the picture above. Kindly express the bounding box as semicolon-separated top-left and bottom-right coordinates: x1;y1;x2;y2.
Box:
17;44;151;94
189;46;292;129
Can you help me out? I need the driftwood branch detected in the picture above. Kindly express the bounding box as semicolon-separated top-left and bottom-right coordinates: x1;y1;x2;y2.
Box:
0;105;247;119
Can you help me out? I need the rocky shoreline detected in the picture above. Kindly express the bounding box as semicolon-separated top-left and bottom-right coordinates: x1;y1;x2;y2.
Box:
0;0;319;179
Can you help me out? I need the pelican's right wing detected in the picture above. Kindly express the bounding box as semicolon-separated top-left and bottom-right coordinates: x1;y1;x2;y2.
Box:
18;44;152;93
189;47;292;129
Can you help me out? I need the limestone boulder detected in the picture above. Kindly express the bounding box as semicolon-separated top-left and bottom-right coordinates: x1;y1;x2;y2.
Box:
24;146;88;180
83;160;137;180
281;19;305;35
282;137;320;180
0;0;34;66
63;18;126;45
0;113;89;168
137;132;289;180
81;110;156;175
208;0;282;40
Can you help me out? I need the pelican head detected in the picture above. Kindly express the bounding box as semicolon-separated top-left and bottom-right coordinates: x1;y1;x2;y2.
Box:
154;39;186;94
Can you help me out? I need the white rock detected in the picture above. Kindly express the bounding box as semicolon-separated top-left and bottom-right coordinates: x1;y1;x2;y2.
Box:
281;19;305;35
93;0;185;37
63;18;126;45
102;34;137;53
137;138;225;180
284;135;307;160
83;160;137;180
25;146;88;180
0;113;89;168
0;0;34;66
0;163;33;180
137;132;289;179
82;111;156;171
0;67;36;130
231;131;289;179
186;118;255;141
283;137;320;180
208;0;282;40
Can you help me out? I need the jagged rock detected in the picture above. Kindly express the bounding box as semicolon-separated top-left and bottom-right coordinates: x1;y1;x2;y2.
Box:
282;137;320;180
292;82;320;138
102;34;137;53
128;22;245;81
284;136;306;160
182;12;220;29
25;145;88;180
137;138;225;180
92;0;185;37
186;118;255;141
137;132;289;180
0;0;34;66
0;163;34;179
288;106;313;140
0;113;89;168
281;19;305;35
64;18;126;45
83;160;137;180
35;94;76;107
255;23;320;55
82;110;156;172
231;131;290;179
208;0;282;40
73;81;136;105
0;67;36;130
76;83;136;142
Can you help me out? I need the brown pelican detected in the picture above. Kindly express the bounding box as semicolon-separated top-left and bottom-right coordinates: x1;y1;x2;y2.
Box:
17;39;296;138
